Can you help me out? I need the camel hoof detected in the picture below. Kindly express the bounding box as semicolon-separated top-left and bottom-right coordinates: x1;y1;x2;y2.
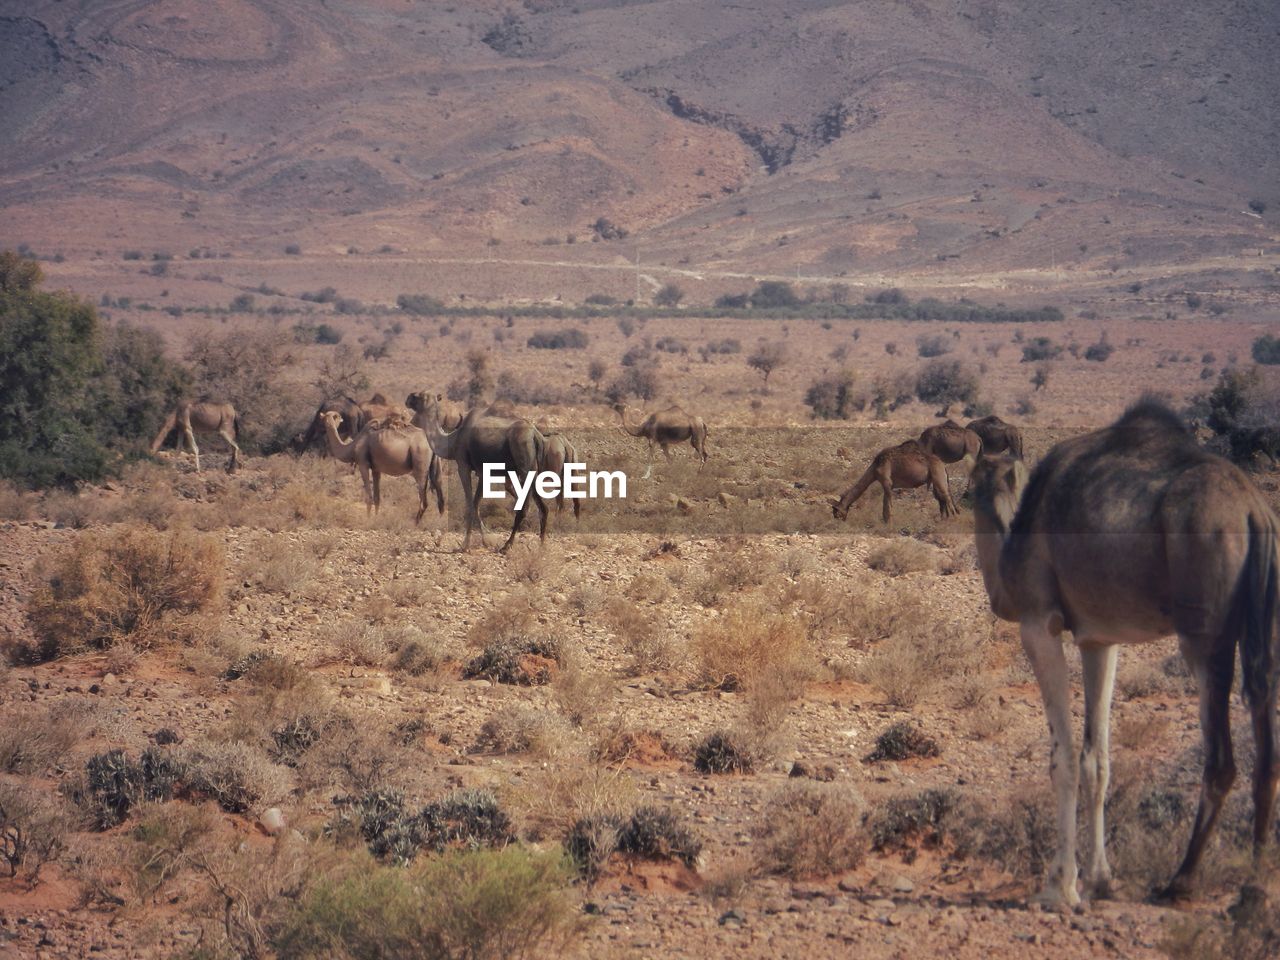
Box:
1087;878;1114;902
1150;880;1195;906
1030;886;1080;912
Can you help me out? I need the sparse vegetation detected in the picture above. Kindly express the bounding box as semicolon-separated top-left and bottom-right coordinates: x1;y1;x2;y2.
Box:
754;782;867;878
527;327;589;350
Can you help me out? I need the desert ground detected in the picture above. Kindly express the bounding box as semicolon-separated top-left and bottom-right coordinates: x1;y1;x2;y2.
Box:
3;284;1280;958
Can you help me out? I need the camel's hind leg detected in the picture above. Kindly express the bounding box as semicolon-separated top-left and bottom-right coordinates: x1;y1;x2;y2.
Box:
641;440;655;480
1022;615;1081;909
879;478;893;524
183;422;201;473
358;462;376;515
1249;684;1279;871
218;424;241;474
1079;642;1118;899
150;411;178;455
1162;638;1237;900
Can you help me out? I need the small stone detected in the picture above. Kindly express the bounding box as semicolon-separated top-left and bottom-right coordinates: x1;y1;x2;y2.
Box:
718;908;746;926
259;808;286;836
892;876;915;894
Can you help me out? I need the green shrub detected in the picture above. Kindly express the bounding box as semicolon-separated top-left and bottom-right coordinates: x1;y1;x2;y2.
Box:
527;328;589;349
275;846;582;960
916;334;951;358
749;281;801;309
337;789;515;864
397;293;444;315
1021;337;1062;362
1186;367;1280;463
915;359;978;407
1084;337;1115;362
1251;335;1280;365
653;283;684;308
804;371;859;420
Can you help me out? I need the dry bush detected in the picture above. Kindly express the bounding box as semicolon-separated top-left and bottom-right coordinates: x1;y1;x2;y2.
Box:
505;763;637;840
0;701;91;774
693;729;759;774
0;781;74;883
467;592;537;649
864;721;940;762
690;596;818;694
475;705;574;758
22;524;223;662
1117;657;1171;700
857;616;973;707
602;597;680;675
275;846;583;960
383;578;428;608
567;582;607;618
122;800;222;905
866;539;940;576
781;574;925;646
552;645;613;727
312;723;402;796
754;781;867;879
626;569;674;604
1160;887;1280;960
0;480;36;520
384;624;452;683
181;741;295;815
323;618;390;667
463;634;560;685
243;537;320;595
1115;713;1171;752
689;549;764;607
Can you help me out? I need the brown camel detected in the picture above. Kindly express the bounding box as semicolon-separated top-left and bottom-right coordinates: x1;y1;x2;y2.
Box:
971;401;1280;908
416;403;548;553
613;402;708;479
541;432;583;522
918;419;983;493
831;440;957;524
967;414;1024;459
150;401;241;473
406;391;465;431
319;411;442;523
298;395;365;455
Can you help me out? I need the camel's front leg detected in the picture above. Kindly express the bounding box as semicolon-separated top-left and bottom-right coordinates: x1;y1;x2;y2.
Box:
1079;643;1118;899
1021;616;1080;909
358;462;376;515
879;480;892;524
641;441;655;480
183;425;201;472
455;464;477;550
219;426;241;474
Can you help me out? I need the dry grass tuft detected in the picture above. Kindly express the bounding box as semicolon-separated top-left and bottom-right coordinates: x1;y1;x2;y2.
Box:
754;781;867;879
690;597;818;693
22;524;223;662
602;597;681;675
505;763;637;841
866;538;940;576
475;705;574;758
243;537;321;595
0;701;92;774
857;615;974;707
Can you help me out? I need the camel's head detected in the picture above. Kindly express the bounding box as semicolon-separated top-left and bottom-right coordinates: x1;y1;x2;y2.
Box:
405;391;427;412
319;410;344;431
971;453;1027;536
830;498;849;522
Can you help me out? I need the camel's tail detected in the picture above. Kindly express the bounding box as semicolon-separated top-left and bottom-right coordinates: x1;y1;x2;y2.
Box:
1240;512;1280;707
1009;428;1024;460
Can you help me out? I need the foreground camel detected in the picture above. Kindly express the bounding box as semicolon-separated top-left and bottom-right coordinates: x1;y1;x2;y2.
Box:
613;403;708;479
319;411;442;523
967;414;1024;458
972;401;1280;908
416;402;548;552
831;440;957;524
918;419;982;493
150;401;241;473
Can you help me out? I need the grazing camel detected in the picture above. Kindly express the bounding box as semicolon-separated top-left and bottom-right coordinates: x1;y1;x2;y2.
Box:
150;401;241;473
831;440;957;524
541;432;583;522
918;419;983;493
319;411;442;523
972;401;1280;908
967;414;1024;459
613;403;708;479
416;404;548;553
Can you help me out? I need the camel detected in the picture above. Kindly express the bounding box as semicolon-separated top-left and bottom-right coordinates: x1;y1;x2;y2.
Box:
541;432;583;522
967;414;1024;459
831;440;957;524
406;391;465;431
318;411;442;523
613;402;708;479
971;400;1280;909
150;401;241;473
298;395;365;455
416;403;548;553
918;419;983;494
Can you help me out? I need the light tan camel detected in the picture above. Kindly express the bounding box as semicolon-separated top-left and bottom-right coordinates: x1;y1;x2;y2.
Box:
406;391;465;431
918;419;983;493
972;401;1280;908
966;414;1024;459
416;403;548;553
150;401;241;473
831;440;957;524
613;402;708;479
541;432;583;523
319;411;442;523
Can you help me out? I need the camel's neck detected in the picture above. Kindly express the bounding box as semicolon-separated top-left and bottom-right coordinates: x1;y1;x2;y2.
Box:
972;497;1019;622
616;407;645;437
322;422;357;463
418;415;461;460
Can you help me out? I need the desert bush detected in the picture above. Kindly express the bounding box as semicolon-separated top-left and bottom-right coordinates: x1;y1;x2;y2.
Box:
552;645;612;727
337;788;514;864
653;283;684;308
703;338;741;355
463;634;559;685
654;335;688;354
916;334;951;358
275;846;581;960
1160;887;1279;960
870;787;958;852
754;782;867;878
475;705;573;758
387;629;451;680
245;537;321;595
527;327;589;349
1021;336;1062;362
915;359;979;408
693;730;757;774
1187;366;1280;463
747;341;788;382
23;525;223;662
804;370;859;420
1085;336;1115;362
184;328;301;452
1251;335;1280;365
690;597;816;694
0;782;72;882
324;619;391;667
866;539;940;576
0;479;35;519
749;281;801;309
865;721;940;761
857;616;972;707
602;597;679;674
182;741;294;814
606;360;660;403
0;701;88;773
79;748;183;829
396;293;444;315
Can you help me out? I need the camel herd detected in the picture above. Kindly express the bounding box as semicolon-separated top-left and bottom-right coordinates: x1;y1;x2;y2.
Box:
149;393;1280;906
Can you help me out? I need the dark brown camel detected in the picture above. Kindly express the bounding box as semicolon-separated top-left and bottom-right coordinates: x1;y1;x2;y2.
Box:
919;419;983;493
967;414;1024;458
972;401;1280;908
